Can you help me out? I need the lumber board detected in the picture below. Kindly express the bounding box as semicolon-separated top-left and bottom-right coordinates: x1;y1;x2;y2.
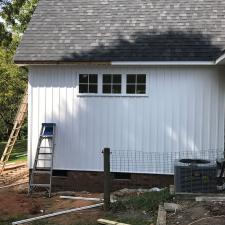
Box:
60;196;103;201
12;203;103;225
97;218;130;225
196;196;225;202
0;181;28;190
156;205;166;225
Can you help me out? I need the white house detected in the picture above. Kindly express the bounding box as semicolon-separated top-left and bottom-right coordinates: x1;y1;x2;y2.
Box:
14;0;225;190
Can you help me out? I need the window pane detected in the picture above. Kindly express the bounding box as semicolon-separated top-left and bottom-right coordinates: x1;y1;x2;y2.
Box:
137;74;146;84
112;84;121;93
103;74;111;83
79;84;88;93
127;74;136;83
89;74;98;83
79;74;88;83
113;75;121;84
89;84;98;93
103;84;111;93
126;84;136;94
136;85;146;94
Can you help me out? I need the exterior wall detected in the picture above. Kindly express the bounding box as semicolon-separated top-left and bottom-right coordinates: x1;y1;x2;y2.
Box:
28;65;225;174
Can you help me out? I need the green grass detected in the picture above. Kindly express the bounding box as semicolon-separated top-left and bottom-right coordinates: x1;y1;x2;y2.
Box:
108;188;173;225
0;139;27;163
111;188;173;212
0;215;27;225
105;213;154;225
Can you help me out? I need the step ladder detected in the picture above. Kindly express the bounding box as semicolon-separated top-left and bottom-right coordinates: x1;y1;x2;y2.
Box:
0;89;28;175
29;123;56;197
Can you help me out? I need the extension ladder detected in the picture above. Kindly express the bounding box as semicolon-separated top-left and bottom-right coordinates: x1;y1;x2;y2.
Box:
29;123;56;197
0;89;28;175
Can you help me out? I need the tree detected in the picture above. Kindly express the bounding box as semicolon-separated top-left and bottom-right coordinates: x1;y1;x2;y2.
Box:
1;0;38;34
0;39;27;139
0;0;38;140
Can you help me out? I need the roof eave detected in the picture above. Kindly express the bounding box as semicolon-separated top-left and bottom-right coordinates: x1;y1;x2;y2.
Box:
215;53;225;65
15;60;216;66
111;61;215;66
14;60;111;66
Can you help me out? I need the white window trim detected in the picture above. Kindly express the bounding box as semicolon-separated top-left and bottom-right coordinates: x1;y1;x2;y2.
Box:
77;73;149;97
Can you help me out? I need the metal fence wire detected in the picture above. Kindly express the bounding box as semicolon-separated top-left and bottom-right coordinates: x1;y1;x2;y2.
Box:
109;148;224;193
110;148;224;175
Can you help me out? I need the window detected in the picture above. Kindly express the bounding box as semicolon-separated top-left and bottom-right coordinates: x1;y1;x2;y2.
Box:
79;74;98;93
126;74;146;94
102;74;122;94
77;73;148;96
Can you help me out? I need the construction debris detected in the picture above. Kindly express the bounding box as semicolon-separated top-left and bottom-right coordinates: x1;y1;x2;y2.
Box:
187;215;225;225
164;203;182;212
0;181;28;190
0;163;28;187
196;196;225;202
12;203;104;225
60;196;103;201
97;219;130;225
156;205;167;225
111;187;162;201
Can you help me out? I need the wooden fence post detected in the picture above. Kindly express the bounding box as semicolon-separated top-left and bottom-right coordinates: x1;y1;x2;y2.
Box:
103;148;110;211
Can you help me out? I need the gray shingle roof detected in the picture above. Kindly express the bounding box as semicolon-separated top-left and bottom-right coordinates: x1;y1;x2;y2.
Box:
14;0;225;63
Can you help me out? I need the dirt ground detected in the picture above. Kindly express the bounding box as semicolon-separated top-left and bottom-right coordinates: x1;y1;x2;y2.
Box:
167;200;225;225
0;181;156;225
0;185;104;225
2;182;225;225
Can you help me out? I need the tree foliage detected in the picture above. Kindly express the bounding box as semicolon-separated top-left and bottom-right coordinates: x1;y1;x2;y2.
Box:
2;0;37;34
0;40;27;139
0;0;38;140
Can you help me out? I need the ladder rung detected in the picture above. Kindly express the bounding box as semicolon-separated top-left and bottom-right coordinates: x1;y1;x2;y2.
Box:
40;135;53;138
13;127;21;130
2;152;11;156
15;119;22;122
38;152;53;155
7;144;14;147
30;184;51;187
33;170;51;174
38;147;53;149
36;167;51;170
37;158;51;161
10;136;17;139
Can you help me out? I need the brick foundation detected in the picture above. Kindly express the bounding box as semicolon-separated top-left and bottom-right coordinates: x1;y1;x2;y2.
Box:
31;170;174;192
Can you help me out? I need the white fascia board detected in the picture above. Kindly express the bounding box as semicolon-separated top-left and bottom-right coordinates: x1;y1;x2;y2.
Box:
111;61;215;66
17;61;217;66
215;53;225;65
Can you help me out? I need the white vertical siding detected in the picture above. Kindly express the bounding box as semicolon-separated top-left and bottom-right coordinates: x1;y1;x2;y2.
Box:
28;65;225;174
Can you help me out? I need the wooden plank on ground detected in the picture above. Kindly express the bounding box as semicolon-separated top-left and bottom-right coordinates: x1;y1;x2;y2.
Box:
0;181;28;190
97;218;130;225
12;203;103;225
156;205;166;225
60;196;103;201
196;196;225;202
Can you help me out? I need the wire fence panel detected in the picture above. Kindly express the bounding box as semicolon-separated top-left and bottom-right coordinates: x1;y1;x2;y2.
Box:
110;148;224;175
